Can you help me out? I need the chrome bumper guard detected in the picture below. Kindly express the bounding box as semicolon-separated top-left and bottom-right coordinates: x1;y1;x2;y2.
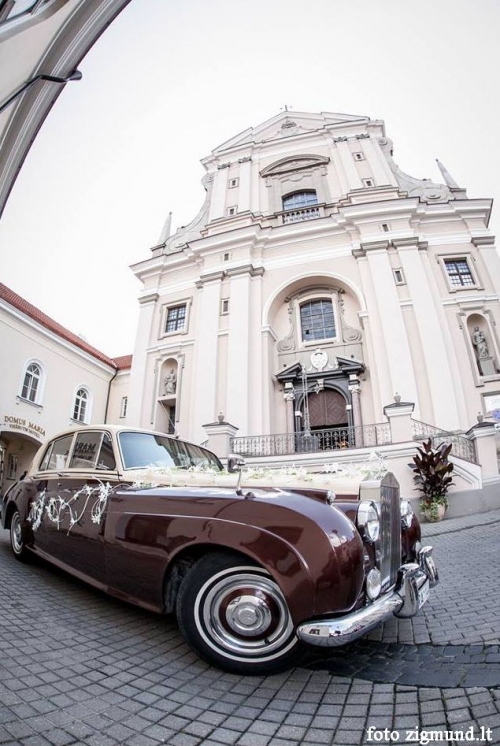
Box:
297;546;438;648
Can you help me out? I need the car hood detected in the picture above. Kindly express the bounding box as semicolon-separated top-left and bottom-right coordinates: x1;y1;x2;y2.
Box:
124;467;362;500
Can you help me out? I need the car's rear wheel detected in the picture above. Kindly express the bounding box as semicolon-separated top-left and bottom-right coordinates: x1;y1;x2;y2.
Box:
10;509;29;562
176;553;302;674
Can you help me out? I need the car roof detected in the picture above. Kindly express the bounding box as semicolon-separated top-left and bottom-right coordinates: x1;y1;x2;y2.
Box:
41;425;214;454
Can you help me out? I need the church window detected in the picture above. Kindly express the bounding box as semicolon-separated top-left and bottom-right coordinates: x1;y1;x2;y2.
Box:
221;299;230;315
165;304;186;333
444;258;474;287
120;396;128;418
227;206;237;216
228;178;239;188
20;362;42;403
353;152;364;161
393;268;405;285
282;190;318;211
363;178;375;188
300;299;336;342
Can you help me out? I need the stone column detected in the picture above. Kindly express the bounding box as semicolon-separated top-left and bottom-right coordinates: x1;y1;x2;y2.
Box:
357;136;391;187
191;276;222;443
283;391;295;435
395;238;463;430
126;291;158;427
355;242;419;413
348;374;363;446
203;418;239;460
238;156;252;213
335;139;363;190
466;421;499;480
472;236;500;293
383;399;415;443
208;165;230;221
226;269;251;434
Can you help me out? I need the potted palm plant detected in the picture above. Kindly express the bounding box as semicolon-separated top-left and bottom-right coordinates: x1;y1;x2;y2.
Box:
409;438;454;521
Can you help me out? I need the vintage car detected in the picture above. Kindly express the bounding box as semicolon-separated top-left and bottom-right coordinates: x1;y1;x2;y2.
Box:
2;425;438;674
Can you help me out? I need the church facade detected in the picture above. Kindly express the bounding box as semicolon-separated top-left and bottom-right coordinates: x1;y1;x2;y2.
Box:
126;110;500;464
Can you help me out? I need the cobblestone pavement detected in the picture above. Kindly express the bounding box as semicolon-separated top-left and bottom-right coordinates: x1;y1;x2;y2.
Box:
0;511;499;746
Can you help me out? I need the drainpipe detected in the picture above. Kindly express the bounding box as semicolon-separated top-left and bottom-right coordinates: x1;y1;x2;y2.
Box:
104;365;119;424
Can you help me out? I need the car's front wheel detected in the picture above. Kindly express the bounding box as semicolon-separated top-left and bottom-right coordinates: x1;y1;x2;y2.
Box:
10;509;30;562
176;552;302;674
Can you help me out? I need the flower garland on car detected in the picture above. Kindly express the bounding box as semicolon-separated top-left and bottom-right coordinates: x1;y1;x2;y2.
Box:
131;451;388;490
28;481;112;533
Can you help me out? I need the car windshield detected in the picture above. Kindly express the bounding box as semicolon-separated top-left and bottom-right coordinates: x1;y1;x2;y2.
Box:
118;432;223;472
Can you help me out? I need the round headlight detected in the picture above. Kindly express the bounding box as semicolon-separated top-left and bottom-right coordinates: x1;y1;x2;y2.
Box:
356;501;380;543
400;499;414;529
366;568;382;600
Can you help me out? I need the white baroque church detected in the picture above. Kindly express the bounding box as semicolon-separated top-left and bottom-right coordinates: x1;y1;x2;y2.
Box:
125;110;500;504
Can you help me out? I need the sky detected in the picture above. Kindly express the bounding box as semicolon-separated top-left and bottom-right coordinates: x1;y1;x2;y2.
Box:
1;0;499;358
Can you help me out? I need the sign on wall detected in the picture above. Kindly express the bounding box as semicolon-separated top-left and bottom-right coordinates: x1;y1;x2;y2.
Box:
2;415;46;441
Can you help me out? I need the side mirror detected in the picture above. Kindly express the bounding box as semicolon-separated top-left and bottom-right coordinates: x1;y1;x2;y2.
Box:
227;455;245;473
227;454;246;496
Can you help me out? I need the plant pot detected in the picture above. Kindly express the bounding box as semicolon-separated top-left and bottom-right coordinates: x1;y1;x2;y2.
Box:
422;503;447;522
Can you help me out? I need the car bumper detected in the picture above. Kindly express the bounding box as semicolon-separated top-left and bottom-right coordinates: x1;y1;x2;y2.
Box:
296;545;438;647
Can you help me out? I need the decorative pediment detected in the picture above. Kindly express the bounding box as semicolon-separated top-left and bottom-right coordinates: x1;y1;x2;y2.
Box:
213;111;370;152
260;154;330;178
276;354;365;383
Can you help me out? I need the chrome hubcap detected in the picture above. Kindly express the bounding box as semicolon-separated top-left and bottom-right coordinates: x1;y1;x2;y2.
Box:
11;514;22;554
198;569;295;657
225;594;272;636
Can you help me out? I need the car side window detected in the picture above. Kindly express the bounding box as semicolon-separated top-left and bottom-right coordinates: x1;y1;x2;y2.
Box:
39;434;74;471
68;431;117;471
96;433;116;471
69;432;101;469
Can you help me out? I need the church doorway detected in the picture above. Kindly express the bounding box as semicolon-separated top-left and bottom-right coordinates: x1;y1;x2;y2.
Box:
299;387;349;450
306;389;347;430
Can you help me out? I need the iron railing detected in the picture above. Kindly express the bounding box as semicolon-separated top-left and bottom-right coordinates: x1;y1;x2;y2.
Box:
230;423;391;458
412;420;477;464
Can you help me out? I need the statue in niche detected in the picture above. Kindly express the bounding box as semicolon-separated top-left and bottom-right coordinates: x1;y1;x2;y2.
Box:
472;327;489;359
164;368;177;395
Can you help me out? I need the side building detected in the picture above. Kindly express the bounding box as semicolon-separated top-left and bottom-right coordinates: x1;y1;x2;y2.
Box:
0;283;131;493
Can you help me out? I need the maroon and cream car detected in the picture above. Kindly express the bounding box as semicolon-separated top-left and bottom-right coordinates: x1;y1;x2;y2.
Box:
2;426;438;674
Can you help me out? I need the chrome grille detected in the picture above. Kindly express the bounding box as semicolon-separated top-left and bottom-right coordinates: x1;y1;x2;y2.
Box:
378;474;401;590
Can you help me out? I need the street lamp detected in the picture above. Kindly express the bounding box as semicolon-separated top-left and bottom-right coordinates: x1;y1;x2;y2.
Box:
300;364;312;437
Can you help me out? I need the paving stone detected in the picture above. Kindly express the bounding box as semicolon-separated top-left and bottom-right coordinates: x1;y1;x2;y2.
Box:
236;734;271;746
1;515;500;746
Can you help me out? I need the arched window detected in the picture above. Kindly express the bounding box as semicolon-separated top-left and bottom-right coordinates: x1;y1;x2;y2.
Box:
282;190;318;211
73;388;89;423
21;362;41;403
300;299;336;342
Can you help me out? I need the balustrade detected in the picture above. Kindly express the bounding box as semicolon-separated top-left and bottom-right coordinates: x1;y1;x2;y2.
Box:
282;206;320;224
230;423;391;457
412;420;477;464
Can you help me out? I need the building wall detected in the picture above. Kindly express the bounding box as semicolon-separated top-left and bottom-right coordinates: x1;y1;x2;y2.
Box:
127;111;500;448
0;297;116;493
105;369;130;425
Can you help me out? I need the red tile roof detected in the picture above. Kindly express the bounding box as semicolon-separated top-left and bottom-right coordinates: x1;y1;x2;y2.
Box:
0;282;132;369
113;354;133;370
